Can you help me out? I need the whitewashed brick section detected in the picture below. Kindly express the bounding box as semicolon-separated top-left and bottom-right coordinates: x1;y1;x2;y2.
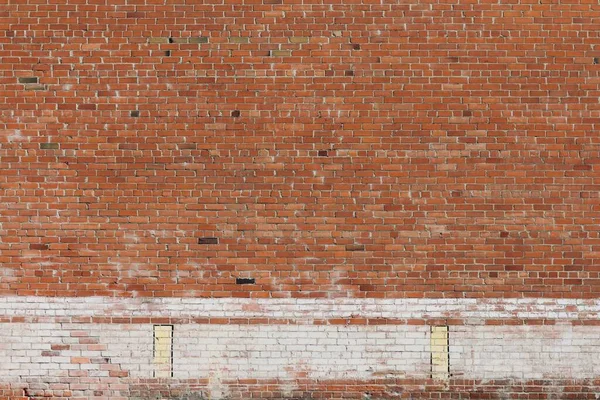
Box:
450;325;600;379
174;324;430;379
0;323;67;378
0;297;599;385
0;323;153;380
96;324;154;378
0;297;598;321
0;323;430;381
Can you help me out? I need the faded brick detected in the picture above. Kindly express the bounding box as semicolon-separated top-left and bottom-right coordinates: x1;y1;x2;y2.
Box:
188;37;209;44
230;37;250;44
148;37;169;44
270;50;291;57
289;37;309;44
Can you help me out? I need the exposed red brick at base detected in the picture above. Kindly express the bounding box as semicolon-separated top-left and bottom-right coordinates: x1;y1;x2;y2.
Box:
3;379;600;400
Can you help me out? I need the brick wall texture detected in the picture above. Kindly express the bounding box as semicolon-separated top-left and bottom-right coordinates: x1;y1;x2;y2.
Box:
1;0;600;398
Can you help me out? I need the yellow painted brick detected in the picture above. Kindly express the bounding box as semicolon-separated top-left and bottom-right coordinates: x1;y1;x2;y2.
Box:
153;325;173;378
154;325;172;338
431;326;449;380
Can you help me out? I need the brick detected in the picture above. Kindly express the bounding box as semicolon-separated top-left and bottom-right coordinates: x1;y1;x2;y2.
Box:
289;37;309;44
229;37;249;44
24;84;46;91
198;237;218;244
18;77;38;84
270;50;291;57
345;244;365;251
188;37;209;44
148;37;169;44
39;143;59;150
127;12;145;18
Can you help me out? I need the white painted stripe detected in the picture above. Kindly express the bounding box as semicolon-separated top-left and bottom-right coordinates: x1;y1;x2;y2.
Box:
0;323;430;381
0;296;596;321
174;324;430;379
2;322;598;384
450;325;600;379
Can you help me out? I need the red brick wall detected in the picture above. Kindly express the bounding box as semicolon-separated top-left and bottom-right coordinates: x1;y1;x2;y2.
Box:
2;0;600;300
1;0;600;398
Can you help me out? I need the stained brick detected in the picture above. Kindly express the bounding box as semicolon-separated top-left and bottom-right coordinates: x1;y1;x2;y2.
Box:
198;237;218;245
230;37;249;44
18;77;38;84
148;37;169;44
188;37;209;44
270;50;291;57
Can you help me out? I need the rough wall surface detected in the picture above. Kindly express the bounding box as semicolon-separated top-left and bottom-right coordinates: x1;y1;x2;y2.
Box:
0;0;599;398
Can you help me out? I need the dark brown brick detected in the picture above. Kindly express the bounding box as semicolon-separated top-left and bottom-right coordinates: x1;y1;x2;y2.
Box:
198;237;218;245
345;244;365;252
18;77;38;84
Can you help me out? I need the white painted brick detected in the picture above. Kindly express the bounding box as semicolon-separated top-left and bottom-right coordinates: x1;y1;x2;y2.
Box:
172;324;429;380
450;325;600;379
0;297;599;387
1;296;598;321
